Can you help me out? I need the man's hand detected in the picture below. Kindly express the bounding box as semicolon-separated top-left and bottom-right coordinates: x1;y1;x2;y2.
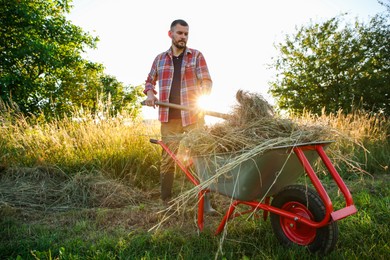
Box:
145;90;158;108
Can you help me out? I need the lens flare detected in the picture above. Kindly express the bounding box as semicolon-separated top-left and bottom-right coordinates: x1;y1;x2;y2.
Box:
196;94;232;125
196;95;212;110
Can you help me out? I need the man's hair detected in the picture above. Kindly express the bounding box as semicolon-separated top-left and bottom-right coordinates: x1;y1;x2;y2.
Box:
170;19;189;30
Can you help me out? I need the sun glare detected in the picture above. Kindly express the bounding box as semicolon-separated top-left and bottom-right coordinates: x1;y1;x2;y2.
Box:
196;94;231;125
196;95;213;111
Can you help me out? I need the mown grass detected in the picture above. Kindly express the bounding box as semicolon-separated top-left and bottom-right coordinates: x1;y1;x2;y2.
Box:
0;102;389;259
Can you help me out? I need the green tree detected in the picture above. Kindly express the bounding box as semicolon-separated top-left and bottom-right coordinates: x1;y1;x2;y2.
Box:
269;13;390;116
97;76;144;118
0;0;141;118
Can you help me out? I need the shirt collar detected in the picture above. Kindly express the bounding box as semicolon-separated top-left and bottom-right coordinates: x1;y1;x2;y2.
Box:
167;47;191;58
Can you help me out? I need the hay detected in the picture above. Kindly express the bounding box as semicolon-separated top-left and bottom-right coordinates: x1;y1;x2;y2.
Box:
0;166;146;211
181;90;333;156
232;89;275;122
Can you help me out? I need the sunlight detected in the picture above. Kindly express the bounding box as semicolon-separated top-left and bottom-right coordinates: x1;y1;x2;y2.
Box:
196;94;231;125
196;93;234;113
196;94;212;111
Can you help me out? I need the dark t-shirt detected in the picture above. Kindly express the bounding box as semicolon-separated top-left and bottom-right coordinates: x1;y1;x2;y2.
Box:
169;52;184;119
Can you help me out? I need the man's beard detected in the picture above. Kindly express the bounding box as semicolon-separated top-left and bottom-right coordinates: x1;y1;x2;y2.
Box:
173;40;186;49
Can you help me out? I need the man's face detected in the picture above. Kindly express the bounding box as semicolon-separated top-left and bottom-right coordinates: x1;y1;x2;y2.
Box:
169;24;189;49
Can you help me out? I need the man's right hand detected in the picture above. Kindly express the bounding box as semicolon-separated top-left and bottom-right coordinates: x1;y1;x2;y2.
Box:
145;90;158;108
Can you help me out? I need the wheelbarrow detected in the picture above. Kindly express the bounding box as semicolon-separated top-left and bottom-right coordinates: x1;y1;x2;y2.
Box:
150;139;357;254
144;101;357;254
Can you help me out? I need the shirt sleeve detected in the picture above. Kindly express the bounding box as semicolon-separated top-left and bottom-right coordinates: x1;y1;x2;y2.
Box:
196;52;213;94
144;55;159;95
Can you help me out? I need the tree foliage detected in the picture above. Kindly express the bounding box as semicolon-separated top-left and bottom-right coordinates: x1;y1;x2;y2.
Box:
0;0;142;118
269;12;390;116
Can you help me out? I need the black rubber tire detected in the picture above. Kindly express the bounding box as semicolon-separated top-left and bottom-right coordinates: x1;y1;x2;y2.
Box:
270;185;339;255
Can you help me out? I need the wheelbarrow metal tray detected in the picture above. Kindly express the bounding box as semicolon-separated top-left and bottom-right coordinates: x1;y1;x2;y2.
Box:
193;141;332;201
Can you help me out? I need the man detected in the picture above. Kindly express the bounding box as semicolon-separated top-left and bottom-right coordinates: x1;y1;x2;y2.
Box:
143;19;215;213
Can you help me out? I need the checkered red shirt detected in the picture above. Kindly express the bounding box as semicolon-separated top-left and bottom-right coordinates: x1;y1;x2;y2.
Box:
144;47;212;126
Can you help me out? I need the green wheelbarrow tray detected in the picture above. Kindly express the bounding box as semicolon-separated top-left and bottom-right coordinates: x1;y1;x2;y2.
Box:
192;141;333;201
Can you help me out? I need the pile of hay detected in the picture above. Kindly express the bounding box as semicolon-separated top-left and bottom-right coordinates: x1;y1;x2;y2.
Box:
0;166;147;211
181;90;333;156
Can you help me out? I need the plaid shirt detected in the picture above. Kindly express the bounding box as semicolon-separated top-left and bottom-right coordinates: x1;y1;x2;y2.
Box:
144;47;212;126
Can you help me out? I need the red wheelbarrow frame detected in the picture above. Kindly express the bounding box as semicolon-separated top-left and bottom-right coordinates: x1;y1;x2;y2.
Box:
150;139;357;234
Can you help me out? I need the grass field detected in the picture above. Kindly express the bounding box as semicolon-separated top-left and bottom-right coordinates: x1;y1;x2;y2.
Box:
0;106;389;259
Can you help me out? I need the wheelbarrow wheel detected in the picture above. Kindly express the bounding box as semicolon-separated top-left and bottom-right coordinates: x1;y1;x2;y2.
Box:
270;185;338;255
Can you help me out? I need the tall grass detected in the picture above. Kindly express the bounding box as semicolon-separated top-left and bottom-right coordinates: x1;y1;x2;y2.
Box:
292;108;389;176
1;101;388;187
0;100;161;188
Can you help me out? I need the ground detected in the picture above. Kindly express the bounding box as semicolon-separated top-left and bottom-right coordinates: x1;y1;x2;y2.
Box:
0;166;230;236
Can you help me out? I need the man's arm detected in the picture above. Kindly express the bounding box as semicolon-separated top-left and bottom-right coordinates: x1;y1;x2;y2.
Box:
144;56;159;107
196;51;212;95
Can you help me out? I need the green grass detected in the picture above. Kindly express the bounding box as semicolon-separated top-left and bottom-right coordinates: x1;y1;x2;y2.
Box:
1;174;389;259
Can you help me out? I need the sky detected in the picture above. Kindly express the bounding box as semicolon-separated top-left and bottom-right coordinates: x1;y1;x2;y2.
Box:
66;0;386;120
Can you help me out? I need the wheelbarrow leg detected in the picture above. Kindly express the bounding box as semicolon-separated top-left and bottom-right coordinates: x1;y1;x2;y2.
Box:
198;191;218;231
215;201;240;235
198;191;205;231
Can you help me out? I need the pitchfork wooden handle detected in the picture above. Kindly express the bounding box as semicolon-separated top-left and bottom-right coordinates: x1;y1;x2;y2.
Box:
141;100;230;120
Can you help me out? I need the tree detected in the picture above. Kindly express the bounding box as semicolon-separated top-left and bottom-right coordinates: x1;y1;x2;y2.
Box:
269;13;390;116
0;0;141;118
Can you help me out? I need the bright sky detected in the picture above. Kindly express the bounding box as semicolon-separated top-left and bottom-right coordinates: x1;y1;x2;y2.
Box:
67;0;386;120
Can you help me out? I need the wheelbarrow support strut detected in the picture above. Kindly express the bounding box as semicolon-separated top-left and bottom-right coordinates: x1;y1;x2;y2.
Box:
294;144;357;221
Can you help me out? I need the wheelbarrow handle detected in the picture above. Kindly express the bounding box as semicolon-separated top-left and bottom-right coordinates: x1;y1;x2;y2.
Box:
141;100;230;120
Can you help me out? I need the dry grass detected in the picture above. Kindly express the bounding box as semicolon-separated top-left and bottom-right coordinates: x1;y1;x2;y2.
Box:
0;99;162;188
0;166;148;211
